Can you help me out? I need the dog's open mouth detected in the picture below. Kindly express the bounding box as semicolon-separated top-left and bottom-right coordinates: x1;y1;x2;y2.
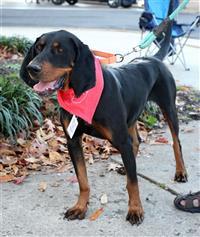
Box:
33;75;66;96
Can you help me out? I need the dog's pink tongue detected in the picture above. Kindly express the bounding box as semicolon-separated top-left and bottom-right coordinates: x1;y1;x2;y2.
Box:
33;81;56;92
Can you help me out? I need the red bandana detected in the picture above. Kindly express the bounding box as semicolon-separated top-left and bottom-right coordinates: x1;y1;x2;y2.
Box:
57;57;104;124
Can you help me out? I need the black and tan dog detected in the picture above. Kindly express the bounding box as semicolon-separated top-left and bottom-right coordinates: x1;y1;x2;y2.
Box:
20;8;187;226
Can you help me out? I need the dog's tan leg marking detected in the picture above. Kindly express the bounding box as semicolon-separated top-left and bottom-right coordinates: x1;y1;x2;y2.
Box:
61;118;90;220
126;178;144;225
163;112;187;182
128;123;140;157
66;157;90;220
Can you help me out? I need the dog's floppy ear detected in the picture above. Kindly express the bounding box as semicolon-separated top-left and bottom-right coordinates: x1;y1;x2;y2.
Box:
20;37;40;87
70;41;96;97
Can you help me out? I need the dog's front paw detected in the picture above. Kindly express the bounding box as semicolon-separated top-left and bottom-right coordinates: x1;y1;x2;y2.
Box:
64;205;87;220
174;171;188;183
126;207;144;226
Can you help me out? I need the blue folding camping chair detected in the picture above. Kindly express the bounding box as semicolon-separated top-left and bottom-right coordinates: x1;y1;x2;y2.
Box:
139;0;200;70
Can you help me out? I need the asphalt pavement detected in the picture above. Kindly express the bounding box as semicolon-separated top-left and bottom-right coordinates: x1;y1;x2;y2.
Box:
1;1;200;236
1;0;200;38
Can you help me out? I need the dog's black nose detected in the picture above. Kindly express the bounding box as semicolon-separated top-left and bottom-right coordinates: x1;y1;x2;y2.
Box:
27;64;41;76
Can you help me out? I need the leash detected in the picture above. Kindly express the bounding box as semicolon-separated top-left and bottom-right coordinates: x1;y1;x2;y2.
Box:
93;0;189;64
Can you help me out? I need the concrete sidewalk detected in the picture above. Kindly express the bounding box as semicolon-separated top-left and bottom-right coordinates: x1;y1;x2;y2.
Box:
1;121;200;236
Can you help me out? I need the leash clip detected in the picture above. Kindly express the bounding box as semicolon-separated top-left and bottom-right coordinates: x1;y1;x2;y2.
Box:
132;46;142;53
115;54;124;63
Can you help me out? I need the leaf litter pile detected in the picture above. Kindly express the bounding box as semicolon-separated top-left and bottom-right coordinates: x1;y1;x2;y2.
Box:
0;118;118;183
176;86;200;121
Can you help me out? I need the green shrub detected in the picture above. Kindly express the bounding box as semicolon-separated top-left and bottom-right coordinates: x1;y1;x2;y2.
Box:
140;102;160;128
0;73;43;139
0;36;32;55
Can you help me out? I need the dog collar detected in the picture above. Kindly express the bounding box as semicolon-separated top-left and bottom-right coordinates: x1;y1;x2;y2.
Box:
57;57;104;124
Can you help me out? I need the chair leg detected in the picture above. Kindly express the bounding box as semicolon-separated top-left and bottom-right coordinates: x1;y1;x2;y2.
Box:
145;39;161;57
167;42;176;65
171;37;190;71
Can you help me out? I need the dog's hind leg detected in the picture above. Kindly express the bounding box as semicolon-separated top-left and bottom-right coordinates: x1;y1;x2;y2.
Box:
151;68;187;182
161;106;188;182
153;77;188;182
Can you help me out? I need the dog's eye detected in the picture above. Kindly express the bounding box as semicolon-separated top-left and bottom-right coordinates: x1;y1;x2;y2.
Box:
52;42;63;54
53;46;63;54
36;43;44;52
57;47;63;54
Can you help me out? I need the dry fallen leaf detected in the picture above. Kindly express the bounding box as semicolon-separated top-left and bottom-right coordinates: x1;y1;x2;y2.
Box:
40;155;52;166
100;193;108;205
13;175;26;185
56;163;72;173
67;176;78;184
108;163;122;172
43;118;55;132
30;139;48;156
25;156;39;163
0;149;16;156
48;139;59;151
36;128;46;143
154;137;169;144
56;137;66;144
50;182;60;187
17;138;26;146
0;174;15;183
88;154;94;164
182;128;194;133
89;208;104;221
38;181;47;192
42;132;55;141
12;165;19;175
28;163;41;170
101;145;111;159
1;156;18;165
137;121;149;142
49;151;64;163
36;127;55;142
58;144;68;153
149;136;169;145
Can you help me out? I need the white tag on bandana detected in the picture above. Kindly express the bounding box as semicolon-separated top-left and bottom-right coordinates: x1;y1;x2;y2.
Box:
67;115;78;139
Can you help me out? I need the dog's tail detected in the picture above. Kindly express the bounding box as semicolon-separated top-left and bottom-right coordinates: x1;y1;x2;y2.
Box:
153;0;174;61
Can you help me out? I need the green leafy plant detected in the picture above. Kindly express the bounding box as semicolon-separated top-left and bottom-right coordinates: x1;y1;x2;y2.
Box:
0;36;32;55
0;73;43;139
140;102;160;128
